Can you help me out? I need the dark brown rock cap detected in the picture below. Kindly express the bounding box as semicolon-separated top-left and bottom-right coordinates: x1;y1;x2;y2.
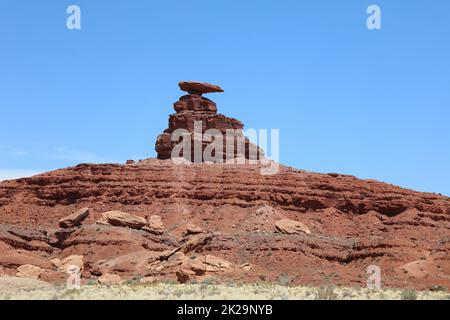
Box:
179;81;224;95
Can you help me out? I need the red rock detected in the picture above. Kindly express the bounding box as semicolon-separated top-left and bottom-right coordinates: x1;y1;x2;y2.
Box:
179;81;224;94
98;273;124;285
100;211;147;229
275;219;311;235
155;82;263;162
176;269;195;283
174;95;217;113
59;207;89;228
142;215;164;235
0;84;450;291
94;250;161;275
186;224;203;234
59;255;84;273
0;250;53;269
204;255;232;272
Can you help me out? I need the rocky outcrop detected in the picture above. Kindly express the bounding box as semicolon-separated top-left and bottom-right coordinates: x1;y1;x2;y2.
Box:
98;211;147;230
98;273;124;285
143;215;164;235
58;255;84;273
186;224;203;235
59;208;89;228
155;81;263;162
275;219;311;235
16;264;42;279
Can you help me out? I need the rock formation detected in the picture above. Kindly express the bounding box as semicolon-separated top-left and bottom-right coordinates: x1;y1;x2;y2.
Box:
155;81;263;162
0;82;449;290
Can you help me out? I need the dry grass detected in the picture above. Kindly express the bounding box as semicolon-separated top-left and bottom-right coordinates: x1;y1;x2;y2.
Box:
0;278;448;300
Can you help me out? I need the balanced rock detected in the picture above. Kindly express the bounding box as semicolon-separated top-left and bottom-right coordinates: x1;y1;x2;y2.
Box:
59;208;89;228
155;82;263;162
179;81;224;94
275;219;311;235
99;211;147;229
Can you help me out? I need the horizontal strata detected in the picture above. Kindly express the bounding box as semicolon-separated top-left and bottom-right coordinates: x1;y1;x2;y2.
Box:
0;159;448;225
0;158;449;290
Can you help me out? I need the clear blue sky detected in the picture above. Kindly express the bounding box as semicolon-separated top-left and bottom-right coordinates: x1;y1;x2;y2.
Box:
0;0;449;196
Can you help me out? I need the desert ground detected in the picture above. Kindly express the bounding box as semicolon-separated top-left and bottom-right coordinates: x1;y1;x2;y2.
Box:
0;276;448;300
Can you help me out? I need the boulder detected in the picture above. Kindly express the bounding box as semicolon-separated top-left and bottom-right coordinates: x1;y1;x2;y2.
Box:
98;273;124;285
179;81;224;94
49;258;61;270
174;95;217;113
139;276;157;284
16;264;42;280
184;260;207;276
59;255;84;273
176;269;195;284
59;208;90;228
204;255;232;272
161;233;213;261
92;250;161;275
100;211;147;229
0;250;53;269
186;224;203;234
275;219;311;235
143;215;164;235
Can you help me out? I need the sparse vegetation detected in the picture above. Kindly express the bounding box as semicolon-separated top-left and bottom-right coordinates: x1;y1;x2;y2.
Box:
401;289;418;300
277;274;293;286
0;282;448;300
315;286;338;300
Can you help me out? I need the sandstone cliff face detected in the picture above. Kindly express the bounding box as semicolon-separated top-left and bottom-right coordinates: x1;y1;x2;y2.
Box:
0;159;449;290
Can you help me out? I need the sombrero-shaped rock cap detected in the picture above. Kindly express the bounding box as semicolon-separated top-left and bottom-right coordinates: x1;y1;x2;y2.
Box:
179;81;224;94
